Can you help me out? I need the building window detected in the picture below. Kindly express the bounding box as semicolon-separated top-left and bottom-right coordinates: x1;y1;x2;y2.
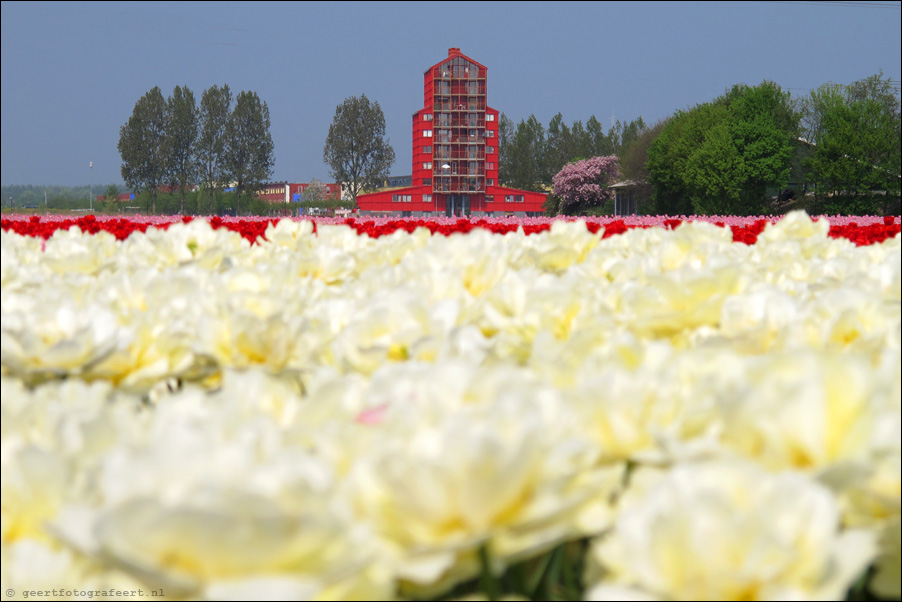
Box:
486;146;495;154
393;194;412;203
486;162;495;171
486;195;494;203
424;145;432;154
487;179;494;186
486;130;495;138
424;130;433;137
423;178;432;185
423;194;432;203
423;114;433;121
486;114;495;122
424;162;432;169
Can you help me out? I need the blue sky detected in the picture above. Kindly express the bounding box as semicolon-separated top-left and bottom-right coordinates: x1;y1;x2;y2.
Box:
1;0;900;186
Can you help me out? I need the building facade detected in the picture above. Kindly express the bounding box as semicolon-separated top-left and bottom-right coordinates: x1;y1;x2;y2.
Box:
358;48;546;216
256;182;344;204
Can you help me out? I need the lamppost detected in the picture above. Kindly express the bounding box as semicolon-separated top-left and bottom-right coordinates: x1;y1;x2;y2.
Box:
89;161;93;212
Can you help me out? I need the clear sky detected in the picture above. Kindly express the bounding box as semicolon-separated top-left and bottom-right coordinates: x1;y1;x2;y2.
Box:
1;0;900;187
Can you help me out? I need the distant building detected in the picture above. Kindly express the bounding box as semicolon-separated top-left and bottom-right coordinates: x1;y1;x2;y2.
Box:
357;48;546;216
113;182;344;205
379;175;413;189
609;180;650;216
257;182;343;204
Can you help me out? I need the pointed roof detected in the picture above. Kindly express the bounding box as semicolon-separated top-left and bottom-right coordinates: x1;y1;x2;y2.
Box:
424;47;487;75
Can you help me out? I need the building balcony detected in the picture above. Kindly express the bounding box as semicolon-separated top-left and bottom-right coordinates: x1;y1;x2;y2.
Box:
433;167;485;177
433;150;485;161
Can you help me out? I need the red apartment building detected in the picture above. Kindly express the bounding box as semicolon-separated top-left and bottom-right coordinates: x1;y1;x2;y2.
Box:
357;48;546;216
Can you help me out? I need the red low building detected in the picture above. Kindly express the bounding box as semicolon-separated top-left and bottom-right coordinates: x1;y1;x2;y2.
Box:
358;48;546;216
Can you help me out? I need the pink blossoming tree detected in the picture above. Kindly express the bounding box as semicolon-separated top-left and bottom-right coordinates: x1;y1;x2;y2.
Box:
552;155;621;214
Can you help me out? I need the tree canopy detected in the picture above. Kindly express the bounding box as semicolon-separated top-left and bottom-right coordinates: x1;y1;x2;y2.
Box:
163;85;199;215
647;81;798;215
323;94;395;204
800;73;901;214
504;115;546;191
119;84;274;215
498;112;648;195
118;86;168;214
197;84;233;214
225;90;275;215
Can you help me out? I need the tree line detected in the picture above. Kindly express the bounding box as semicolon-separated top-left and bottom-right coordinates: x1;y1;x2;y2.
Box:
497;113;646;193
12;75;897;218
503;73;899;217
797;74;901;215
1;184;117;210
0;184;287;216
118;84;274;215
646;81;800;216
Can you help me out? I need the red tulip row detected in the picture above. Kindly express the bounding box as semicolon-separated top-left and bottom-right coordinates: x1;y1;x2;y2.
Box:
2;214;899;246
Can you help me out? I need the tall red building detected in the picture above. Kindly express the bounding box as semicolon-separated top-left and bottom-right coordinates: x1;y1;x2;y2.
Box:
357;48;546;216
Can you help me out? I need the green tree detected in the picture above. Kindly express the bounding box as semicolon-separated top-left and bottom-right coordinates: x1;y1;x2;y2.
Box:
498;113;515;185
542;116;597;187
225;90;275;215
847;72;900;122
728;81;797;212
647;108;706;215
323;94;395;205
586;116;612;157
684;119;746;214
163;85;199;215
197;84;232;215
620;119;666;183
544;113;573;183
118;86;167;214
802;74;901;214
506;115;546;191
569;120;592;161
648;82;798;215
618;119;668;213
103;184;120;204
606;117;648;158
